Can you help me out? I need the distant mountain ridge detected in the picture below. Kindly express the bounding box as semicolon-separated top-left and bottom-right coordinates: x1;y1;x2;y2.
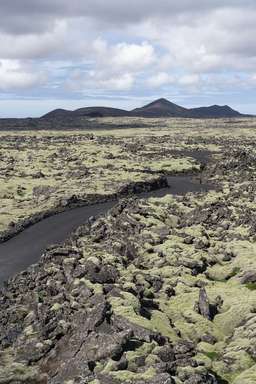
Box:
42;98;248;119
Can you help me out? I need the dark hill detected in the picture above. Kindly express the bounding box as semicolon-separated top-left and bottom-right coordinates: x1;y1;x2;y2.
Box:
188;105;242;118
42;106;130;119
132;98;189;117
73;106;130;118
41;108;74;119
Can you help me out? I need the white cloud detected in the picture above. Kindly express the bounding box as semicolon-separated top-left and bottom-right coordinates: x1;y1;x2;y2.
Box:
92;39;155;71
99;73;135;91
87;72;135;91
66;67;135;92
147;72;175;87
65;39;154;92
0;60;45;90
0;20;83;60
110;42;155;70
146;72;201;90
178;74;200;86
130;7;256;74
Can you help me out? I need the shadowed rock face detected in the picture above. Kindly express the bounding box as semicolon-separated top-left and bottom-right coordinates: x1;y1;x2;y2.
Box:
198;287;212;320
194;288;223;321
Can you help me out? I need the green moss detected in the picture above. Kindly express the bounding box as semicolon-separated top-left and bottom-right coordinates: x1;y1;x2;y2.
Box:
125;342;157;372
213;350;255;383
51;302;62;311
207;265;241;282
111;367;156;382
24;325;37;337
79;278;103;294
150;310;180;341
233;365;256;384
229;267;241;278
0;351;42;383
245;283;256;290
205;351;219;360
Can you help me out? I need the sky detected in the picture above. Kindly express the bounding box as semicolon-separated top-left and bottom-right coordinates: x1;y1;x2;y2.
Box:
0;0;256;117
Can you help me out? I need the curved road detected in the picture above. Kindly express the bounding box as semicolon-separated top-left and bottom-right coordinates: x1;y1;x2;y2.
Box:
0;150;214;284
0;201;116;284
0;175;213;284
